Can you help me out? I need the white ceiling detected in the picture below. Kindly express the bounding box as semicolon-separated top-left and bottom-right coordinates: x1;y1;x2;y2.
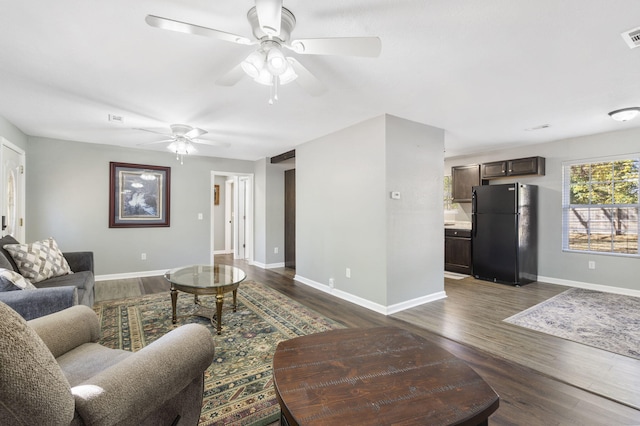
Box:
1;0;639;161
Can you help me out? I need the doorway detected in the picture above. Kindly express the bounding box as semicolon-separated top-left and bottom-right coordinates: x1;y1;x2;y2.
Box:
211;171;254;263
1;138;25;242
284;169;295;269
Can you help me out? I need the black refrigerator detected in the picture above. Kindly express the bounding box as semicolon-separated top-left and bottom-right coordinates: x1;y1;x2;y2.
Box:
472;183;538;285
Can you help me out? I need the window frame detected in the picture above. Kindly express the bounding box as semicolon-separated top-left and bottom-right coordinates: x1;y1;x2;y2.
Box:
562;154;640;257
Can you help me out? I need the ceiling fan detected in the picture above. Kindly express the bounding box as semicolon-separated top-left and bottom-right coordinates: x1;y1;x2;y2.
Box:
135;124;229;164
145;0;382;103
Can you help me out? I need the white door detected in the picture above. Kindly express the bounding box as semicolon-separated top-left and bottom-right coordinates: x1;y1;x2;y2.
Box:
1;140;26;242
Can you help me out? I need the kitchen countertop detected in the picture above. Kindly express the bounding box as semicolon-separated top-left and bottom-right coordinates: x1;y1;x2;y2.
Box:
444;221;472;230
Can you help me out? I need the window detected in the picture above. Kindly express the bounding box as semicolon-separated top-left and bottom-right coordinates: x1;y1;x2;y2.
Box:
562;156;639;256
443;175;458;211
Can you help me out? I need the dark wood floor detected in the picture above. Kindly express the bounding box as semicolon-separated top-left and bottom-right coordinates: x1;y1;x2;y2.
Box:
134;256;640;425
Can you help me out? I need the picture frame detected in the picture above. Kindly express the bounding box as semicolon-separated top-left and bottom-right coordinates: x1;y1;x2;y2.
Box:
214;184;220;206
109;162;170;228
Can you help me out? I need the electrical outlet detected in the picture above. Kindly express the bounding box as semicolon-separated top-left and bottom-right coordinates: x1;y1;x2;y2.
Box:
141;253;147;260
274;247;279;254
329;278;334;288
588;261;595;270
346;268;351;278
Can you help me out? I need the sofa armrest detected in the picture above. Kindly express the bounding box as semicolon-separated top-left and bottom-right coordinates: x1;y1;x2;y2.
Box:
0;286;78;321
28;304;100;358
72;323;215;426
63;251;94;273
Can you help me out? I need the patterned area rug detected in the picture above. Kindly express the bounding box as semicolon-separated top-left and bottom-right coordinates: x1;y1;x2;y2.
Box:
504;287;640;360
93;281;344;425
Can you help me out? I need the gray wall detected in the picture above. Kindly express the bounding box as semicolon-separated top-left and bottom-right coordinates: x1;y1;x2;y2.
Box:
264;161;286;265
297;115;388;305
297;114;445;309
0;116;28;149
446;127;640;292
254;159;267;264
26;136;254;276
385;115;445;305
249;158;286;267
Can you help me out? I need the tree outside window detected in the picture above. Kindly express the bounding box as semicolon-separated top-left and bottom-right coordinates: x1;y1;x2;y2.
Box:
563;158;639;255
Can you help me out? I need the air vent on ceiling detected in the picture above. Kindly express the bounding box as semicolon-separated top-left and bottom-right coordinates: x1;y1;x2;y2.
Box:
108;114;124;123
621;26;640;49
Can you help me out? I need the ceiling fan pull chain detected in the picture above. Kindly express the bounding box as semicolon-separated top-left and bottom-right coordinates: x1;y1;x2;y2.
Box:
268;74;276;105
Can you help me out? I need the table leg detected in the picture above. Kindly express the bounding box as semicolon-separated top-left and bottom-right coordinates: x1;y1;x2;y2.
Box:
232;289;237;312
170;287;178;324
215;293;224;335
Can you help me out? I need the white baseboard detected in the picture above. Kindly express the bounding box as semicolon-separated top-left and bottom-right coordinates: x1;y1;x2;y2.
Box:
213;250;233;255
537;275;640;297
294;275;447;315
252;261;285;270
95;269;169;282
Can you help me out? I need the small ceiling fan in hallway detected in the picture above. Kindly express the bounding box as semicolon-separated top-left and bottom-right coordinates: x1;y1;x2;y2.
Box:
145;0;382;103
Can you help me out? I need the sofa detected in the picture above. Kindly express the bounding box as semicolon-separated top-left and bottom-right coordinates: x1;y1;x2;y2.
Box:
0;235;95;320
0;301;215;425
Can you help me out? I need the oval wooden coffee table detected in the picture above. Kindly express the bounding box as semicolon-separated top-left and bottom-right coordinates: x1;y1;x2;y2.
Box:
164;264;246;335
273;326;499;425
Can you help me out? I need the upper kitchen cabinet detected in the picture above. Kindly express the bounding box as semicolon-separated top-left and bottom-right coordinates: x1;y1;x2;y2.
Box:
481;156;545;180
452;164;480;202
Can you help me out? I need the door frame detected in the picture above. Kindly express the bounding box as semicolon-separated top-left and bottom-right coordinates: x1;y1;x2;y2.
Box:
224;179;234;253
1;137;26;242
210;171;254;264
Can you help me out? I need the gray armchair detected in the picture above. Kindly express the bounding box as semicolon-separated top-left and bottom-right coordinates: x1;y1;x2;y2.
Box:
0;301;215;425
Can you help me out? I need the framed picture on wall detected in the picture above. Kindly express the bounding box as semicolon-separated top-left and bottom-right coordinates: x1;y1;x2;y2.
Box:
109;162;170;228
214;184;220;205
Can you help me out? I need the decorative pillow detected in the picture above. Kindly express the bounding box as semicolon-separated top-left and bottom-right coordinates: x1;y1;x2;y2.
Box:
3;238;73;284
0;268;36;291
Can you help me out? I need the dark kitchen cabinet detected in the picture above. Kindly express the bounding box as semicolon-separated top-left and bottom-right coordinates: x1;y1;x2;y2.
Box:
451;164;480;202
445;228;472;275
481;156;545;179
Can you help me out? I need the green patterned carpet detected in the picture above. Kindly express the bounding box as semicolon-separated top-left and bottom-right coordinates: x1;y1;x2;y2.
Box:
94;280;344;425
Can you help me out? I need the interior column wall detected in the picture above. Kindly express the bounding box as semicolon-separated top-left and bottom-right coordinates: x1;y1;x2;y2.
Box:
385;115;445;305
297;116;389;306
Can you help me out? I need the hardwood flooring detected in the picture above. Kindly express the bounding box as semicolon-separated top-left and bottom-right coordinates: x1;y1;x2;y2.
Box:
98;257;640;425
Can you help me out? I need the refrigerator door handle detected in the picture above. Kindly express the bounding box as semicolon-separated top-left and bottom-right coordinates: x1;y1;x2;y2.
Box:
471;188;477;214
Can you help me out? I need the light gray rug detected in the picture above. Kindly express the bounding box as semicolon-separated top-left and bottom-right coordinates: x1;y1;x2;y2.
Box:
504;287;640;360
444;271;468;280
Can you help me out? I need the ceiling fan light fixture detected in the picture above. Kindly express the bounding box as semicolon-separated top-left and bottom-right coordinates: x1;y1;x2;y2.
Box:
254;67;274;86
279;60;298;85
241;50;266;79
167;140;195;155
266;46;288;75
608;107;640;122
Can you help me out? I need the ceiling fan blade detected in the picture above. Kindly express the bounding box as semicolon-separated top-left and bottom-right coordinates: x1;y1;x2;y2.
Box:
287;57;327;97
254;0;282;36
133;128;172;137
137;139;175;146
216;63;246;86
288;37;382;57
145;15;253;45
192;139;231;148
185;127;208;139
